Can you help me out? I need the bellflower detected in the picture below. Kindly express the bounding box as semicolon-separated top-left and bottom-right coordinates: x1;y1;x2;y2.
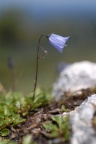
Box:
47;34;69;53
33;33;70;100
8;56;14;69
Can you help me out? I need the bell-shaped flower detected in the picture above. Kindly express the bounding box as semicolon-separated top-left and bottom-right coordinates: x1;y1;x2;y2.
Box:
47;34;69;53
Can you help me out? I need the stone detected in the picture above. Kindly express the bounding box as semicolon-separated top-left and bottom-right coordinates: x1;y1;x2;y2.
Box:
53;61;96;99
68;94;96;144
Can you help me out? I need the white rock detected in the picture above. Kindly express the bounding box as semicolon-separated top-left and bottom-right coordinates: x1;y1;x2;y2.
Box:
53;61;96;98
68;94;96;144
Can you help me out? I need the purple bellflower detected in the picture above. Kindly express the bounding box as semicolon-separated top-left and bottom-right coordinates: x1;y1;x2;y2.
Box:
8;56;14;69
33;33;70;100
47;34;69;53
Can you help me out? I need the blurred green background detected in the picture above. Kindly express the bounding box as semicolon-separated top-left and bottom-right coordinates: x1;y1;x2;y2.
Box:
0;0;96;92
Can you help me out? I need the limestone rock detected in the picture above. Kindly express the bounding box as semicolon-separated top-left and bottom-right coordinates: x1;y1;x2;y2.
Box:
69;94;96;144
53;61;96;99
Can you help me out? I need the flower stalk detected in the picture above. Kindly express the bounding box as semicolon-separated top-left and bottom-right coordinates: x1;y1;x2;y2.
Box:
32;35;45;100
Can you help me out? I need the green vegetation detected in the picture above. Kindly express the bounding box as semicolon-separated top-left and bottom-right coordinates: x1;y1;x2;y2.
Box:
0;134;35;144
43;115;70;141
0;87;71;143
0;88;53;137
0;138;16;144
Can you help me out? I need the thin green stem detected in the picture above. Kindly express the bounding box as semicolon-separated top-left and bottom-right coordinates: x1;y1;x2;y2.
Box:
33;35;46;100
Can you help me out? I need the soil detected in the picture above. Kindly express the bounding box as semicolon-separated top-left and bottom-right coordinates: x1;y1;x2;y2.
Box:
5;87;96;144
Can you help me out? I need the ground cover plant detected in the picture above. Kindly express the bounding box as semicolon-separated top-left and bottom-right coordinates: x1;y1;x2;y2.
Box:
0;88;53;143
1;87;96;143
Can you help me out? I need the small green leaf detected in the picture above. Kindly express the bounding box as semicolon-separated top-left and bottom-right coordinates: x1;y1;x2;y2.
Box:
52;115;63;128
43;115;70;140
43;122;58;131
0;138;16;144
1;128;9;136
9;142;16;144
0;121;4;127
62;105;67;112
22;135;35;144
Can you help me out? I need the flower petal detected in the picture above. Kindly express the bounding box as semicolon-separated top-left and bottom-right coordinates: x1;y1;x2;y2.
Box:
48;34;69;53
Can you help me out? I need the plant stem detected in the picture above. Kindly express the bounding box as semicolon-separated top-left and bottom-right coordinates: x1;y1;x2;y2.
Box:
33;35;45;100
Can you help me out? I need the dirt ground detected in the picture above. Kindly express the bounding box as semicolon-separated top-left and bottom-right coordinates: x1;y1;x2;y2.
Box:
7;88;96;144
